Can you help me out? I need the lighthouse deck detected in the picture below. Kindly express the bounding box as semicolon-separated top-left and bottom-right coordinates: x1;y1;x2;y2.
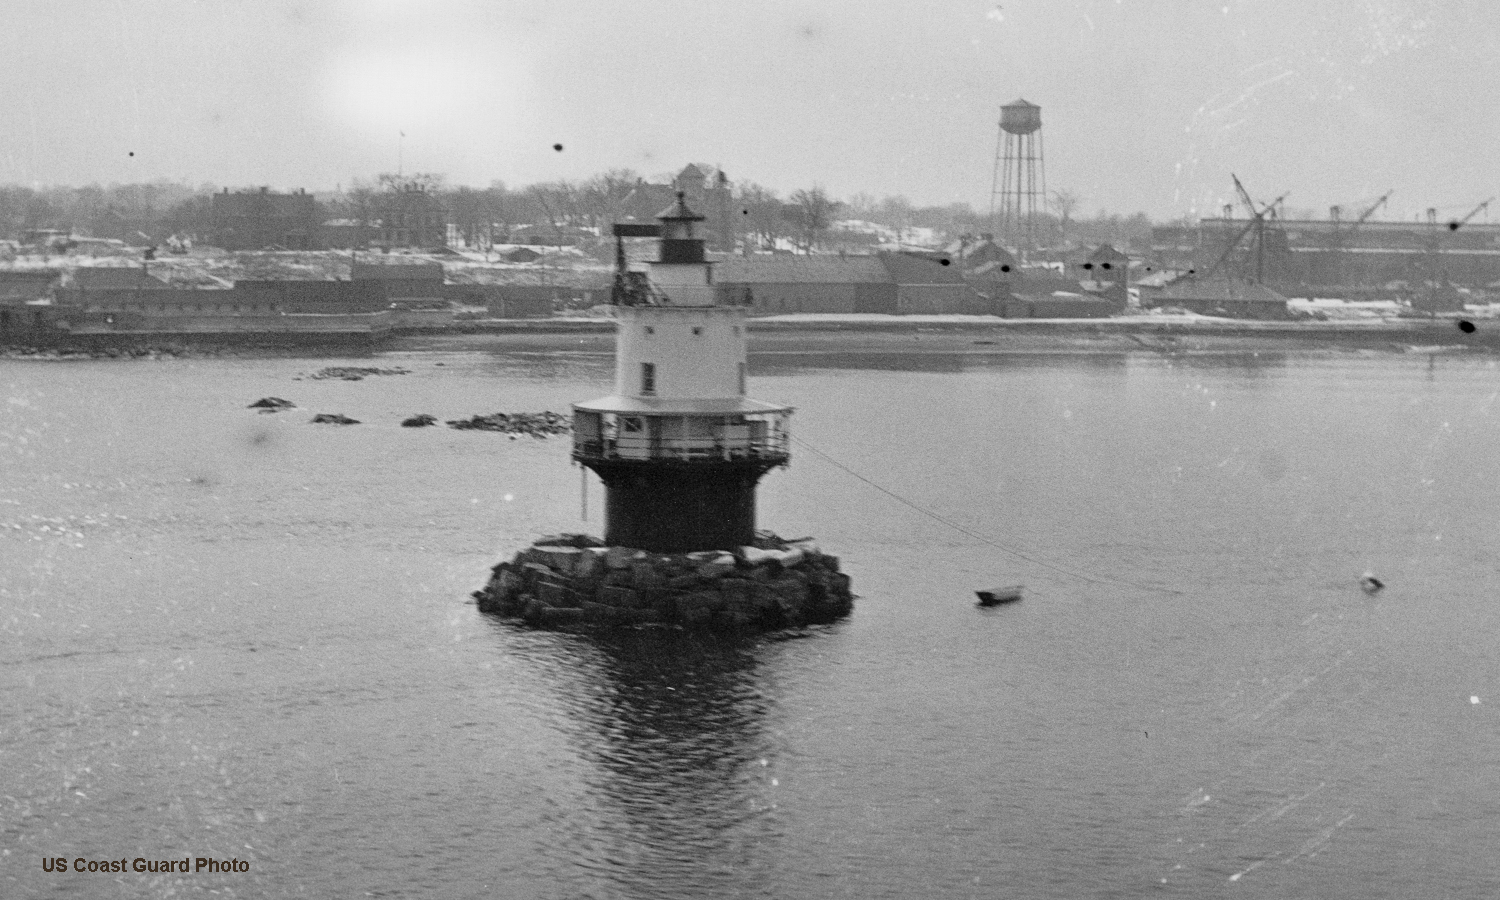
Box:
572;409;790;463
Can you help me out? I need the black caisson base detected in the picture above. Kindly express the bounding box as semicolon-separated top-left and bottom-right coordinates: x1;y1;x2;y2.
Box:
584;458;779;554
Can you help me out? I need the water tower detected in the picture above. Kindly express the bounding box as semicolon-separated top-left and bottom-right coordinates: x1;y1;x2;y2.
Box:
988;98;1046;251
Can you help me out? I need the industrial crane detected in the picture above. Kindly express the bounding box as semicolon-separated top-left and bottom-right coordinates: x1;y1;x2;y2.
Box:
1327;190;1392;286
1423;197;1494;298
1232;175;1284;220
1205;175;1287;283
1349;191;1392;229
1450;198;1492;230
1230;174;1286;283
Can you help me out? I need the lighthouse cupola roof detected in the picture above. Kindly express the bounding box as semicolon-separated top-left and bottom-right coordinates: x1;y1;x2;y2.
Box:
656;190;707;265
657;190;705;224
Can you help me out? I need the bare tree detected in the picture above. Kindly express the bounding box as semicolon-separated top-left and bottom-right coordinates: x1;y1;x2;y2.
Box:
525;181;587;242
876;195;914;243
344;181;378;236
378;172;445;193
734;181;784;250
1049;188;1082;237
845;192;877;220
790;186;840;253
446;186;489;248
580;168;642;229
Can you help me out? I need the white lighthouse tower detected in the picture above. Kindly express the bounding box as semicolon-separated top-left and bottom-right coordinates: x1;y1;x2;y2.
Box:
571;193;792;553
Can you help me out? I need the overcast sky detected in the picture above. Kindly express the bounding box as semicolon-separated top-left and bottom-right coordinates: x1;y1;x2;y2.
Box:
1;0;1494;221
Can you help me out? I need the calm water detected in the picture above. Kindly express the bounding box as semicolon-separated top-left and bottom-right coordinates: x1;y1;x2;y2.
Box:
3;344;1499;898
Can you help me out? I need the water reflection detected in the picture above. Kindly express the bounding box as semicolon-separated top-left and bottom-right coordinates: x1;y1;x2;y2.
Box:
753;350;1135;374
754;349;1297;377
501;625;793;899
476;352;612;381
1137;350;1289;374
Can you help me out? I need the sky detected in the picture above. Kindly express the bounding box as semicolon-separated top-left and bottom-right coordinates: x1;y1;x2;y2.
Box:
0;0;1495;222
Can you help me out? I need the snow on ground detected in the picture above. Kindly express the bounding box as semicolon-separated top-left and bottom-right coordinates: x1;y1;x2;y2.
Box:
0;248;613;289
748;312;1249;325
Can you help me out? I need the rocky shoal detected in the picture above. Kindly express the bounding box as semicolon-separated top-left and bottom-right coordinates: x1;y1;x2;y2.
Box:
474;532;854;631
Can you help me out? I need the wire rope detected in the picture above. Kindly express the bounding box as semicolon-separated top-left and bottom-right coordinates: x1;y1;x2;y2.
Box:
791;435;1185;596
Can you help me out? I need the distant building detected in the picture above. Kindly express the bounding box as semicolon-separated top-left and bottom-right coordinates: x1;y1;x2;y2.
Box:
944;234;1015;271
1149;273;1290;319
879;251;985;314
713;255;896;314
69;267;168;291
376;182;446;249
210;187;322;251
611;165;735;252
673;164;734;252
229;279;387;314
1081;244;1131;309
1152;216;1500;291
996;292;1116;319
474;285;565;318
614;182;677;229
0;270;62;333
712;251;985;315
0;270;61;302
351;261;445;299
319;219;374;251
57;279;390;335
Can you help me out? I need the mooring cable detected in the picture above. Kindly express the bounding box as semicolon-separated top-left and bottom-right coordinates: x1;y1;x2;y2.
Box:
790;435;1185;596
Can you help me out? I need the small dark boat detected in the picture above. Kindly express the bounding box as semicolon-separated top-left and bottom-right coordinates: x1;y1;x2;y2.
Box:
976;585;1024;606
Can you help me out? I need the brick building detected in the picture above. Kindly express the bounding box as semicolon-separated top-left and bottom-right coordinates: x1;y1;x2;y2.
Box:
210;187;322;251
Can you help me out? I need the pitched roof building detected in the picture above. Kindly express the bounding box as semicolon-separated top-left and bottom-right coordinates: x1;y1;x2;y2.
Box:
713;254;896;314
1150;273;1290;318
69;267;168;291
0;270;61;304
878;251;986;314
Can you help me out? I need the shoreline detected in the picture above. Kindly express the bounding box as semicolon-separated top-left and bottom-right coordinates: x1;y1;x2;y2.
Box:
3;314;1494;359
390;314;1499;357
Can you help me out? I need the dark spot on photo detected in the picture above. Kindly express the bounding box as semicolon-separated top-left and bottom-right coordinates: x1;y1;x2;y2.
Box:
1457;319;1476;334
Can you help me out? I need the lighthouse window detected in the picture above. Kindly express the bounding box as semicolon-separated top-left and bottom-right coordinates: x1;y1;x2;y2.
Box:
692;327;703;336
640;362;656;395
644;326;654;335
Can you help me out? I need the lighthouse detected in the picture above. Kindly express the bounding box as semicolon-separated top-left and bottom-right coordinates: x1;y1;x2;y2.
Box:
571;193;792;553
474;190;851;629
